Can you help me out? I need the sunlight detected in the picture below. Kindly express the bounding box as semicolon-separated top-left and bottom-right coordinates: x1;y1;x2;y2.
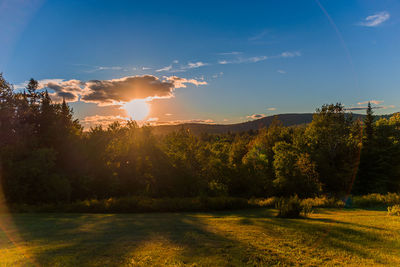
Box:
123;99;150;121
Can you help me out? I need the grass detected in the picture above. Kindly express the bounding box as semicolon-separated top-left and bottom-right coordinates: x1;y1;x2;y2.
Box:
1;209;399;266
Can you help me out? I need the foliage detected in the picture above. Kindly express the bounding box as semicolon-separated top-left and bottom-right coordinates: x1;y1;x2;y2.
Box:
275;195;303;218
300;196;345;208
1;73;400;206
388;205;400;216
9;196;255;213
352;193;400;208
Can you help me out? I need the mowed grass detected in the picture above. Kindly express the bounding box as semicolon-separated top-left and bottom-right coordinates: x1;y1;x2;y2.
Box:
1;209;399;266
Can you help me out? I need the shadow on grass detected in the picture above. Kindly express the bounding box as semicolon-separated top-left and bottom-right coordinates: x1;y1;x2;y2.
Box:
8;211;291;266
5;208;394;266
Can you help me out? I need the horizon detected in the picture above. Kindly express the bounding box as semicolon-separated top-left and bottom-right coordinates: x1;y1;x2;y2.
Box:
1;0;399;128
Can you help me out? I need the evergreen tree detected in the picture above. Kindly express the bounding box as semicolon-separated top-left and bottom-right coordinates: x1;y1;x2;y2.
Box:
364;102;374;145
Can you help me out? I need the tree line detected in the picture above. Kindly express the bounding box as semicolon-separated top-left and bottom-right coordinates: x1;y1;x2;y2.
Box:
1;74;399;204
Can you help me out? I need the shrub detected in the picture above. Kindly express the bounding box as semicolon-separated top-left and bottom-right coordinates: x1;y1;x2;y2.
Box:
388;205;400;216
275;195;303;218
8;196;256;213
301;196;344;208
249;197;277;208
353;193;400;208
301;201;314;217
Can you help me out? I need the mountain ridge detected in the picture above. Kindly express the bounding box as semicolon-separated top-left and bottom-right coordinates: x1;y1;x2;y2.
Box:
150;113;377;135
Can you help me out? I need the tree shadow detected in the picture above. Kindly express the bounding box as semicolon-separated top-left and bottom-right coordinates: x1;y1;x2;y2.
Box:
4;208;396;266
6;211;292;266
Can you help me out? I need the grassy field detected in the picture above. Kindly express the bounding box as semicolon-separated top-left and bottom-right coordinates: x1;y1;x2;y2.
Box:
1;208;399;266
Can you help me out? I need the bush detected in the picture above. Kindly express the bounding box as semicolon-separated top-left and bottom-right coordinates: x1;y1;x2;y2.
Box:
388;205;400;216
8;196;256;213
276;195;303;218
353;193;400;208
249;197;277;208
301;196;344;208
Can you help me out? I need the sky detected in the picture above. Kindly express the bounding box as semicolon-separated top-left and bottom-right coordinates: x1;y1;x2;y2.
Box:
1;0;399;128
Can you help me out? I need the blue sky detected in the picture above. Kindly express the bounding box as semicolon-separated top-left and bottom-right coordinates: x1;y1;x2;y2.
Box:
1;0;399;127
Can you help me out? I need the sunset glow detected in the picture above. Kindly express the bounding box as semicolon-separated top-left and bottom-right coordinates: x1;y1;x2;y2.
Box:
123;99;150;121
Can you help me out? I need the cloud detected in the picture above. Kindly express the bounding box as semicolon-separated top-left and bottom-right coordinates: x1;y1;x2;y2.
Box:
156;65;173;72
217;51;242;55
152;119;215;126
218;56;268;65
249;56;268;62
277;70;286;74
267;107;276;111
249;30;269;41
155;61;208;73
279;51;301;58
358;12;390;27
345;106;390;111
40;79;83;102
247;114;266;120
218;51;300;65
39;75;206;105
82;75;177;105
357;100;384;105
187;62;207;69
87;66;123;73
81;115;129;128
212;72;224;79
165;76;207;88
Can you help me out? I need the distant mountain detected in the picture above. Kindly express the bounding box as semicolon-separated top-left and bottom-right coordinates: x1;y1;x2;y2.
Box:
150;112;395;135
150;113;354;135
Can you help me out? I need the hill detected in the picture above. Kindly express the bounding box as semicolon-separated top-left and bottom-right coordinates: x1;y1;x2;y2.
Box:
151;113;369;135
152;113;378;135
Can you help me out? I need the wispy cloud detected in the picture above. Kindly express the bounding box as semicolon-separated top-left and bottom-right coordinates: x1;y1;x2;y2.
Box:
358;11;390;27
249;30;269;41
279;51;301;58
81;115;129;128
267;107;276;111
150;119;215;126
187;61;207;69
164;76;207;88
217;51;242;55
218;51;300;65
155;61;208;73
212;72;224;79
357;100;384;105
156;65;172;72
345;105;395;111
277;70;286;74
218;56;268;65
247;114;266;120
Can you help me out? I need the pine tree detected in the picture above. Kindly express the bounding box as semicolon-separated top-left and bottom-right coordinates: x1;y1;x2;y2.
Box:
26;78;39;105
364;102;374;145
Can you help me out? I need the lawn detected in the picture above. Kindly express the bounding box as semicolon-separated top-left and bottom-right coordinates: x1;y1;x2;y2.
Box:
1;209;399;266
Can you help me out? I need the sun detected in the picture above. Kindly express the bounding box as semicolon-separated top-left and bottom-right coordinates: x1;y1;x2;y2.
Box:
123;99;150;121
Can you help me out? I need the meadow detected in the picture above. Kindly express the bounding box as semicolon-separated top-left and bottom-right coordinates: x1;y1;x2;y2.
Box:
1;208;399;266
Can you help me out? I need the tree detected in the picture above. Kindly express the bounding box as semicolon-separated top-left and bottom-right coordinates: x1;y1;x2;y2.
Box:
273;141;320;197
305;103;362;196
354;102;379;194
